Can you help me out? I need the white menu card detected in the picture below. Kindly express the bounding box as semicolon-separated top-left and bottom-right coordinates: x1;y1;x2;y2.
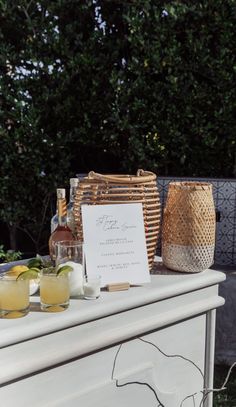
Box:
82;203;150;286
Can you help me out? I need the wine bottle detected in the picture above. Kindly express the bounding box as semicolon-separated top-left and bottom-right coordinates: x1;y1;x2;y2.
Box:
50;209;58;234
49;188;74;260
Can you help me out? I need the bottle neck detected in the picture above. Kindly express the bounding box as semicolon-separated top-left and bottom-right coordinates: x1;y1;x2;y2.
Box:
58;198;67;226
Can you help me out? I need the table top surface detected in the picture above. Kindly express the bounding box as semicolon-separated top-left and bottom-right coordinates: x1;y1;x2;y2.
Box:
0;257;225;348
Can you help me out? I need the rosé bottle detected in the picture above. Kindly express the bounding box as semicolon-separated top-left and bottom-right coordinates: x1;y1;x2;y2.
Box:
49;188;74;260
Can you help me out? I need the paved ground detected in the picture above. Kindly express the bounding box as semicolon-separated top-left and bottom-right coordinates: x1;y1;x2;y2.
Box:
213;265;236;366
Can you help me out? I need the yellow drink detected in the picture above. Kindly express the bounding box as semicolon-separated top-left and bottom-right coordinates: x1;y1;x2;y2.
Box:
0;276;29;318
40;273;70;312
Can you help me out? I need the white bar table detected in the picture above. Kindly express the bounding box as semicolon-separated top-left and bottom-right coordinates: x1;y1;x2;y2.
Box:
0;258;225;407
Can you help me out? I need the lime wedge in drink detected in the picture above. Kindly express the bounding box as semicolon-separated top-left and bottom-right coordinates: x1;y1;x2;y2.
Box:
56;265;73;276
17;268;40;280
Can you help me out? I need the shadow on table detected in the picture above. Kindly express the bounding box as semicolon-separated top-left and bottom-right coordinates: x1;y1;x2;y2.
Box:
29;301;41;312
151;260;194;275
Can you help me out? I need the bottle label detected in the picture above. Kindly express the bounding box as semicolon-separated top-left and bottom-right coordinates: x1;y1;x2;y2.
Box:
58;198;67;219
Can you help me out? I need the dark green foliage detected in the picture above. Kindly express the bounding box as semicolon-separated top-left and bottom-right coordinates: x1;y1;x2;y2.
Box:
0;245;22;262
214;365;236;406
0;1;235;251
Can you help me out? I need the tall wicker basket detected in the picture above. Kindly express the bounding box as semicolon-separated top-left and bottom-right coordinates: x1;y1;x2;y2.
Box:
74;170;161;270
162;181;216;273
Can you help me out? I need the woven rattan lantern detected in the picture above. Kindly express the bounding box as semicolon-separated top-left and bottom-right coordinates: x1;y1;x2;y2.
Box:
74;170;161;270
162;182;216;273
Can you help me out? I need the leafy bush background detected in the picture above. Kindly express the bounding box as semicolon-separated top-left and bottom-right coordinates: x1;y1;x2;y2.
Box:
0;0;235;252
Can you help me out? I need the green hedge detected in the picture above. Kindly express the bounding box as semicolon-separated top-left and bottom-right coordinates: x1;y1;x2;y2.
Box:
0;0;235;251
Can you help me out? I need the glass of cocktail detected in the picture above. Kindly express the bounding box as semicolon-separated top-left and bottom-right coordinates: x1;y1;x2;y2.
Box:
40;267;70;312
0;274;30;318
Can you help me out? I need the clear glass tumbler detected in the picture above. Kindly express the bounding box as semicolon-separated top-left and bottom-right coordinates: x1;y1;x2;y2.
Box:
0;274;29;318
83;275;101;300
40;269;70;312
55;240;84;298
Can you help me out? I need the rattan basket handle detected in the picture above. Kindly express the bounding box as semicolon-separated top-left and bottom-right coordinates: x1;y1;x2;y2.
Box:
88;169;156;184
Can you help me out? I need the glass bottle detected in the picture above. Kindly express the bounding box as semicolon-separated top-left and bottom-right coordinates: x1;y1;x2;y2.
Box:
50;204;58;234
49;188;74;260
67;177;79;236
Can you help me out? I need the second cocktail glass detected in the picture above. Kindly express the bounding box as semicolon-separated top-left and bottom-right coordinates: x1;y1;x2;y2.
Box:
40;268;70;312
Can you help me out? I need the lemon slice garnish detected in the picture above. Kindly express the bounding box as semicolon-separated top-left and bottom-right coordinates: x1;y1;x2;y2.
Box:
7;265;29;277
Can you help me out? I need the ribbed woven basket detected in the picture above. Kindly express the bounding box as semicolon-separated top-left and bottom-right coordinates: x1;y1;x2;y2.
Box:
162;181;216;273
74;170;161;270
